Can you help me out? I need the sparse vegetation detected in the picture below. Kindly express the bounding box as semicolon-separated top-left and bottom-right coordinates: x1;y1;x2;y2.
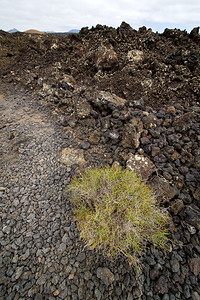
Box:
68;165;170;266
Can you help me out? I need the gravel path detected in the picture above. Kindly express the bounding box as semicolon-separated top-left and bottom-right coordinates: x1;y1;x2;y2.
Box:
0;90;80;299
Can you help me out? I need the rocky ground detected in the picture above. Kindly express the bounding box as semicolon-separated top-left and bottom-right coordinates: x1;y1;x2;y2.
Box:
0;23;200;299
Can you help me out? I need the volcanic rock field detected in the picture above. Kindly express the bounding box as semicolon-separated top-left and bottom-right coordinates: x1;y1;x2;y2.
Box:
0;23;200;299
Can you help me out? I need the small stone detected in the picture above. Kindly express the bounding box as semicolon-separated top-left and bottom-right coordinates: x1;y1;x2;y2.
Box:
13;199;20;206
184;206;200;229
37;274;46;285
151;146;160;157
191;291;200;300
170;200;184;215
127;49;144;63
68;273;74;280
21;249;30;260
62;233;68;243
34;294;43;300
189;258;200;275
95;47;118;71
76;99;92;119
60;148;86;167
193;187;200;204
80;141;90;149
173;113;193;132
149;176;177;203
184;285;191;298
140;137;150;145
95;288;101;300
0;186;6;191
76;252;86;262
12;266;23;281
163;171;172;181
170;257;180;273
126;153;156;181
155;275;168;294
97;267;114;286
89;131;101;145
59;243;66;251
150;268;160;280
53;290;60;296
167;106;176;114
2;226;11;234
121;118;143;148
115;286;122;296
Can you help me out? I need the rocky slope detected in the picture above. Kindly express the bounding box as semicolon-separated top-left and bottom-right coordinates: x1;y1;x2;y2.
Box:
0;23;200;299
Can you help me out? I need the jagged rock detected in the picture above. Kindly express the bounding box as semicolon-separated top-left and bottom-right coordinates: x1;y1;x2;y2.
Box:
127;50;144;63
170;199;185;215
192;187;200;207
149;176;177;203
96;267;114;286
184;206;200;230
126;153;156;181
94;45;118;70
121;117;143;148
189;258;200;275
173;113;193;132
155;275;168;294
76;98;92;118
142;113;160;129
89;131;101;145
42;83;54;96
93;91;126;111
60;148;86;167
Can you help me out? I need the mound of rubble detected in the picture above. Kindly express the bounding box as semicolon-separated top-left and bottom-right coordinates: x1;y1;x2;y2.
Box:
0;23;200;108
0;23;200;299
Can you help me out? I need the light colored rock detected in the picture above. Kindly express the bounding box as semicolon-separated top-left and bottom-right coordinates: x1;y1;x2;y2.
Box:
76;98;92;118
42;83;53;95
60;148;86;167
13;199;19;206
95;45;118;70
141;79;153;88
126;153;157;181
62;74;77;88
94;91;126;108
127;50;144;63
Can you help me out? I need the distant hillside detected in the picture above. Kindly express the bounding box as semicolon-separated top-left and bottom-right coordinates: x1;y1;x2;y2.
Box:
68;29;80;33
24;29;45;34
8;28;19;33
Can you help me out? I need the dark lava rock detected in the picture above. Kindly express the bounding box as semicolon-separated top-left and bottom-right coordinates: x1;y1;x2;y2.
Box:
189;258;200;275
96;267;115;286
121;117;143;148
149;176;178;203
155;275;168;294
184;206;200;230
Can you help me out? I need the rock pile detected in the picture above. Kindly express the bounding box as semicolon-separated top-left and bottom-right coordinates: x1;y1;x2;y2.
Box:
0;23;199;108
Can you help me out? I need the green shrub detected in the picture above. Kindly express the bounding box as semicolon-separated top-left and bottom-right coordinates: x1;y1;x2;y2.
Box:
68;165;170;266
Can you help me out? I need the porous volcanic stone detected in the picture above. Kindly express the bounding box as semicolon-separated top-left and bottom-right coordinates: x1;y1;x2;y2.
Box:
149;176;177;203
126;153;156;181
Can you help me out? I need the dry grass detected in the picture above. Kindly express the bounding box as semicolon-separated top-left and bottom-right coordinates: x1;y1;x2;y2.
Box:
68;165;170;266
